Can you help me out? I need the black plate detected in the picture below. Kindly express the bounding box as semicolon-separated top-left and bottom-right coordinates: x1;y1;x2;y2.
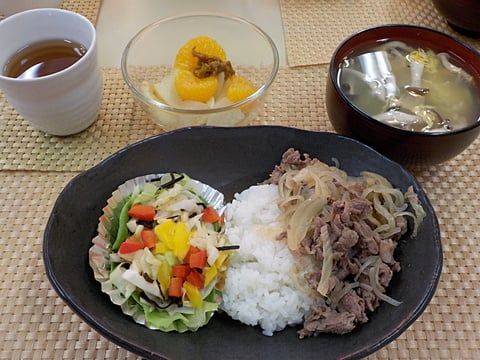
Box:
44;126;442;360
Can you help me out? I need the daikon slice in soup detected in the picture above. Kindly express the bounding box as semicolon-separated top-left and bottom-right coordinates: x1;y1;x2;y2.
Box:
337;40;480;133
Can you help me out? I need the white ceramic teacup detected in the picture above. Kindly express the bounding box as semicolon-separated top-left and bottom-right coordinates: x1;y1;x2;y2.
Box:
0;8;103;136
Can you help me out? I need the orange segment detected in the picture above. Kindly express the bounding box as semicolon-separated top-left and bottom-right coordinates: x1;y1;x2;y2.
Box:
174;36;227;72
226;75;257;103
174;69;219;102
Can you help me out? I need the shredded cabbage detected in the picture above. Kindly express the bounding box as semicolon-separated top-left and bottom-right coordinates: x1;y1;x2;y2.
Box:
95;173;230;333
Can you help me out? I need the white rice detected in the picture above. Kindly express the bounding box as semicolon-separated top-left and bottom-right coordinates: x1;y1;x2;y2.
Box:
221;184;314;336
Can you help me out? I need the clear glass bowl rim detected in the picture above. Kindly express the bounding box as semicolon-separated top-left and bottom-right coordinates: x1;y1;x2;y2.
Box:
121;11;280;115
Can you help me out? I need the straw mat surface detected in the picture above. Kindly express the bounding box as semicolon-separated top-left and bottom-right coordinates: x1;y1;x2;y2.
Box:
0;171;137;360
0;66;330;171
61;0;101;24
279;0;480;67
0;0;101;23
0;67;135;171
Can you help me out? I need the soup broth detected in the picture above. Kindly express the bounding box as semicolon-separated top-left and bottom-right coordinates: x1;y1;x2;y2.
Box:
3;39;87;79
337;40;480;133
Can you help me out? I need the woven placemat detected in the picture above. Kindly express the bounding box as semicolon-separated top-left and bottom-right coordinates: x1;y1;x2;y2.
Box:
0;0;101;23
0;171;139;360
1;64;479;172
0;67;133;171
0;66;331;171
0;153;479;359
279;0;480;67
61;0;101;25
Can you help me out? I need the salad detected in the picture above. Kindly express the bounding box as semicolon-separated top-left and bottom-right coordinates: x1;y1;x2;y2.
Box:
89;173;236;332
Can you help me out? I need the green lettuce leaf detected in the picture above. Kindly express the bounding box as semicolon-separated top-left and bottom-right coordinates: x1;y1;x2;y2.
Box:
131;292;219;332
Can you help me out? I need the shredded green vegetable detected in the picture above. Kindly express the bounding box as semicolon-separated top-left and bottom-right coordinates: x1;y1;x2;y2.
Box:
111;196;133;251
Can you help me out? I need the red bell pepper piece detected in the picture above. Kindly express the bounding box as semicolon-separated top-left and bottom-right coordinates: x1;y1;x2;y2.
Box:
128;204;156;221
172;264;190;279
141;229;157;249
186;270;204;289
118;240;144;254
201;207;220;223
168;277;183;297
189;249;207;269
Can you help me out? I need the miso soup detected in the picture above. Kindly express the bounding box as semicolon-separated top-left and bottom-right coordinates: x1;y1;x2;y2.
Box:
337;40;480;133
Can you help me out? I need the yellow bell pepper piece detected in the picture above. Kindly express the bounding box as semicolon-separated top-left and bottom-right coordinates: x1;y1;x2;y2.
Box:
153;242;169;255
203;265;218;287
172;222;190;260
154;220;190;260
154;220;176;249
184;281;203;308
157;260;171;295
214;251;229;269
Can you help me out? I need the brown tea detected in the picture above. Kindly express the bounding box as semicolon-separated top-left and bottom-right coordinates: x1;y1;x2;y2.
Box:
3;39;87;79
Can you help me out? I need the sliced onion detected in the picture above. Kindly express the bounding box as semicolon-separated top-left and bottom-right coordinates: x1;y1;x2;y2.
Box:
377;226;401;240
287;197;327;250
329;280;360;309
369;264;402;306
405;187;426;237
372;193;396;230
354;255;380;281
123;269;161;298
154;73;183;107
317;225;333;296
